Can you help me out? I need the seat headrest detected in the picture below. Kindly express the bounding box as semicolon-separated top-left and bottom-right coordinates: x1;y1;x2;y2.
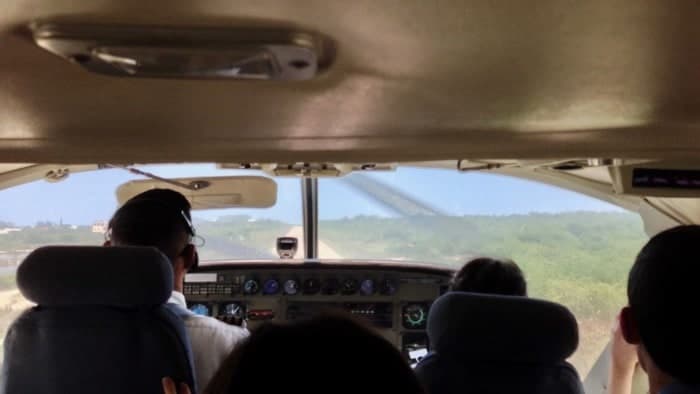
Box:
427;292;578;364
17;246;173;307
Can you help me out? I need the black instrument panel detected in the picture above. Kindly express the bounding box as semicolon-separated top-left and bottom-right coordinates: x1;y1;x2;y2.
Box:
183;261;453;364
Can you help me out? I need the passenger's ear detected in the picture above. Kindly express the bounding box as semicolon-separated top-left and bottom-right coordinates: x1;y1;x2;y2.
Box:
181;244;197;271
103;240;111;247
620;306;641;344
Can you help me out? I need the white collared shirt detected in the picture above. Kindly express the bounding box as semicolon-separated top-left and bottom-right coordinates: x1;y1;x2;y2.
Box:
168;291;249;390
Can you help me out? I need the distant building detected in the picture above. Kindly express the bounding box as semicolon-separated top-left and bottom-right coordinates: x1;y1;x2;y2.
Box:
0;227;21;235
91;220;108;234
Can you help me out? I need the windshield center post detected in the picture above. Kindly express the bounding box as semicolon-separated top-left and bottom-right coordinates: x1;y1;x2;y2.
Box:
301;177;318;259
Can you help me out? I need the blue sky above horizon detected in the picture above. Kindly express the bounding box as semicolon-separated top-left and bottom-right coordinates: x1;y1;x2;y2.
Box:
0;164;625;226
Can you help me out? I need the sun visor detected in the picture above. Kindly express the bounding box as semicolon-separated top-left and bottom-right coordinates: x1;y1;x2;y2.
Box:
116;176;277;209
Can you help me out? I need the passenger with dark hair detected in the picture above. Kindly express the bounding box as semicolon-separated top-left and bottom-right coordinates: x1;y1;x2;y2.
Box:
415;256;582;394
107;188;248;390
196;314;425;394
609;225;700;394
451;257;527;296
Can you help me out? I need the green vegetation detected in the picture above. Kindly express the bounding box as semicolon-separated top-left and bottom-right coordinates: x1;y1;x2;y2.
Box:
321;212;645;320
0;225;103;251
0;212;646;320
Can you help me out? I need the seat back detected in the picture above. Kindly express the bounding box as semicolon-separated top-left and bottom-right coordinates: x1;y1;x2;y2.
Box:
0;246;197;394
414;292;583;394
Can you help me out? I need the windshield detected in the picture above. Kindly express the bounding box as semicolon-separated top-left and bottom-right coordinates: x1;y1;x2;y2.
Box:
0;164;648;377
0;164;302;261
319;168;648;375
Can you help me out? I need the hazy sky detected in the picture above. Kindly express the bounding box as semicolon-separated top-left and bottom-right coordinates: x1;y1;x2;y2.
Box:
0;164;623;226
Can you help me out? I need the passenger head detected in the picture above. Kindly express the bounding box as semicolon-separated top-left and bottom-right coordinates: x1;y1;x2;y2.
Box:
620;225;700;387
204;313;425;394
451;257;527;296
107;189;197;288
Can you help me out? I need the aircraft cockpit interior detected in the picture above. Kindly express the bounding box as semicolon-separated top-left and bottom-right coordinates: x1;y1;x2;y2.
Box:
3;2;700;393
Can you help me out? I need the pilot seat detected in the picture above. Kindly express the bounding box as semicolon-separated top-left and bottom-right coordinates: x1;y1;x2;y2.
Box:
0;246;197;394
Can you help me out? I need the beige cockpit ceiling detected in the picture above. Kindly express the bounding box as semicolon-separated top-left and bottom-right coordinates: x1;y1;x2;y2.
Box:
2;1;700;164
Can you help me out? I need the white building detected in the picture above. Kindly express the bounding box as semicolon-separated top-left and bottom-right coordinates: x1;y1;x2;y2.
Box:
91;221;108;234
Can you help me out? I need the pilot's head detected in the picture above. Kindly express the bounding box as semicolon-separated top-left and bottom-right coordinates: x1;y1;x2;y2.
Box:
620;225;700;386
451;257;527;296
106;189;198;285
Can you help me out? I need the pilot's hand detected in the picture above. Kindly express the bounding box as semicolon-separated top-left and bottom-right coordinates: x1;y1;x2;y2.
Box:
162;377;191;394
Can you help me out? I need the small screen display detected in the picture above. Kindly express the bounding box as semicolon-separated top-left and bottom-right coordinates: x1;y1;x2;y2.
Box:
278;239;296;249
185;273;218;283
188;303;210;316
632;168;700;189
402;332;429;368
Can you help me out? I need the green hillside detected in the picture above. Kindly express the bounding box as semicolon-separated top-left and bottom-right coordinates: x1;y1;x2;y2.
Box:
321;212;646;319
0;212;647;319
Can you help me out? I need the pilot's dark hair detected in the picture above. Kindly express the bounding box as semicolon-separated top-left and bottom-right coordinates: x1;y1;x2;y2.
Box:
628;225;700;384
204;313;425;394
451;257;527;296
108;189;193;261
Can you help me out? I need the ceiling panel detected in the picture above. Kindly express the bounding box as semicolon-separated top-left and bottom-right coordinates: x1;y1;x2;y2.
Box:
2;1;700;163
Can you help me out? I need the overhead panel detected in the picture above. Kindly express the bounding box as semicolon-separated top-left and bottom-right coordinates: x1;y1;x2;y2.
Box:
1;1;700;162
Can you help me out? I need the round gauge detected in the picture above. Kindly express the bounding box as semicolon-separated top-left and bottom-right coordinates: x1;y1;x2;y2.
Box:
223;303;244;319
218;303;245;326
303;278;321;295
322;278;340;295
243;278;260;295
283;279;300;295
402;304;428;329
359;279;376;296
189;303;210;316
341;278;359;295
262;278;280;295
379;279;397;296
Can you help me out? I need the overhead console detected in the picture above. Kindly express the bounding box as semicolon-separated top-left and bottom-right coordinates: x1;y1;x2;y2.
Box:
611;161;700;197
183;261;452;365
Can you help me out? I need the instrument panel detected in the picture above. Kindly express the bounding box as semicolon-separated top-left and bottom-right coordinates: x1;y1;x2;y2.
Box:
183;261;452;365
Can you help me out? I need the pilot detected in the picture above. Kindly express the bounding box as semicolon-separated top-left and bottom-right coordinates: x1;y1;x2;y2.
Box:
450;257;527;296
106;188;249;389
610;225;700;394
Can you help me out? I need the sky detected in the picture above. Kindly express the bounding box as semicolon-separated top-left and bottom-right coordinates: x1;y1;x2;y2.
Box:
0;164;623;226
